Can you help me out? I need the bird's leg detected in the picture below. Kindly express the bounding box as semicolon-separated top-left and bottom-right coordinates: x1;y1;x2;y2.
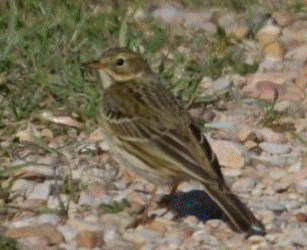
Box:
126;185;158;229
142;185;157;217
170;182;179;195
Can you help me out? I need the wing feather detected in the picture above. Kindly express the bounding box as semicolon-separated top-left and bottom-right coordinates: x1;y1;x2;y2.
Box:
100;81;222;185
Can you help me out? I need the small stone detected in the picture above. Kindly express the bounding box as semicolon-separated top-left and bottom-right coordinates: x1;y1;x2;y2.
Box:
209;140;245;169
263;186;275;196
285;200;302;210
285;44;307;61
222;168;242;177
256;128;287;143
232;177;256;192
218;13;237;28
283;20;307;43
265;201;286;212
205;219;221;232
296;179;307;194
5;224;64;245
182;215;199;227
273;101;292;112
57;224;78;242
191;230;210;242
263;41;285;60
76;230;104;248
272;12;293;27
27;181;51;200
161;234;183;249
251;184;264;196
78;192;95;206
11;179;34;194
244;140;258;150
257;24;281;46
212;76;231;92
38;214;61;226
289;228;307;246
99;213;132;231
268;167;287;179
259;142;292;154
274;175;293;191
10;217;37;228
202;22;217;35
258;210;275;224
66;218;103;233
123;227;163;244
248;235;266;244
237;126;257;142
265;233;280;243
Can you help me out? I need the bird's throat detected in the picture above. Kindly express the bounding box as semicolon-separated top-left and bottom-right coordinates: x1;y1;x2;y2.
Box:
98;70;114;89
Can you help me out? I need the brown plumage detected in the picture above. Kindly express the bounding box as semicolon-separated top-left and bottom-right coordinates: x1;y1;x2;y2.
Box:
83;47;265;235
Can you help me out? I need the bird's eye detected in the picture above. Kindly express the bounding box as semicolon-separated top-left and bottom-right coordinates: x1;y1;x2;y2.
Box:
115;58;125;66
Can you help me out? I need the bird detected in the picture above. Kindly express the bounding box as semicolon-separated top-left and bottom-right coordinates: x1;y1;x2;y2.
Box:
82;47;265;235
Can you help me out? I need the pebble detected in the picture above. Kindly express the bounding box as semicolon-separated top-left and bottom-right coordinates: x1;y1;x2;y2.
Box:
160;234;183;249
289;161;302;172
57;224;78;242
237;126;257;142
66;218;103;233
212;76;231;92
78;192;95;206
268;167;287;179
265;201;286;213
296;179;307;193
257;24;281;45
76;230;104;248
10;217;37;228
272;11;293;27
258;210;275;224
256;128;287;143
222;168;242;177
38;214;61;226
232;177;256;192
289;228;307;246
123;227;163;244
27;181;52;200
5;224;64;245
285;44;307;61
263;41;285;60
11;179;34;194
259;142;292;154
191;230;210;242
248;235;266;244
208;140;245;169
265;233;280;243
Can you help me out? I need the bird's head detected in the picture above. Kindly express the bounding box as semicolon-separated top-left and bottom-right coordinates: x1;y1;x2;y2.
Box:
83;48;151;85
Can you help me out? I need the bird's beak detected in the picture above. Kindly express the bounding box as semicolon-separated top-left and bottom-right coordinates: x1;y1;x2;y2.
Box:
81;60;105;70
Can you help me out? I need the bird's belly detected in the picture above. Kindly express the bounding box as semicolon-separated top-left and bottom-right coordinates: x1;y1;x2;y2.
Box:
100;121;175;185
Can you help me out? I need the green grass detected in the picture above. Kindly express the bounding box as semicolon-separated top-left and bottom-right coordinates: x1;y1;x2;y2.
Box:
0;0;266;128
0;236;19;250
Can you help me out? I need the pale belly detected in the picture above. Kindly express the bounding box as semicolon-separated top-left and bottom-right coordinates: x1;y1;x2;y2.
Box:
100;119;176;186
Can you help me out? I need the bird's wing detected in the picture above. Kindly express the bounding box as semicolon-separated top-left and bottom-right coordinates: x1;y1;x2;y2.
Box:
101;81;223;184
101;81;266;235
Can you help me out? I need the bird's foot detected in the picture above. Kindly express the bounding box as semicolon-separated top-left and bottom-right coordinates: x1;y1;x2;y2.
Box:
126;206;156;229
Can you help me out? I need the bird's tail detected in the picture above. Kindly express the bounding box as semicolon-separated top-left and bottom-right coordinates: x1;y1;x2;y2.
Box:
189;123;265;235
202;182;265;236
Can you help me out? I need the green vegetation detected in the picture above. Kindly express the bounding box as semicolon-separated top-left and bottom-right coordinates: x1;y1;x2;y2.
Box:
0;236;19;250
0;0;264;127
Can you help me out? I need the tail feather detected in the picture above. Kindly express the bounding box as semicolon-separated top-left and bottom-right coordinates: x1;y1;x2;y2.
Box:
189;123;265;235
203;183;265;235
